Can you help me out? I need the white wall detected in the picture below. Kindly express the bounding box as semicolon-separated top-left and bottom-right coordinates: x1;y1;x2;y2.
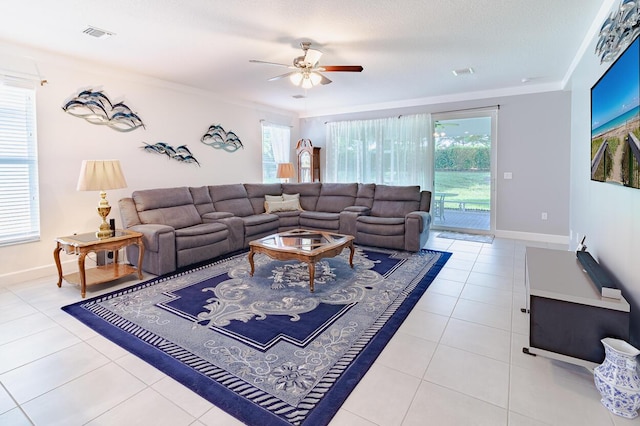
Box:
300;91;572;241
568;36;640;343
0;43;298;284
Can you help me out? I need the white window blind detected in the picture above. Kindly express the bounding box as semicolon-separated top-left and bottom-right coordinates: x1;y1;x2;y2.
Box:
261;123;291;183
0;80;40;246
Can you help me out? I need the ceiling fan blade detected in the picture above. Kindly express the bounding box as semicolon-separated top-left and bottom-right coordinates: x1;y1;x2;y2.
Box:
267;72;296;81
321;65;364;72
318;73;332;85
303;49;323;67
249;59;291;68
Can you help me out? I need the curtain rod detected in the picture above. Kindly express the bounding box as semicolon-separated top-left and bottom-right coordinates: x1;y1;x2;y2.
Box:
323;105;500;124
431;104;500;115
259;119;293;128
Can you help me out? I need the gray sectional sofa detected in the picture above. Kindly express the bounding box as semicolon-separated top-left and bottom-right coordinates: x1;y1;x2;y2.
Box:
119;182;432;276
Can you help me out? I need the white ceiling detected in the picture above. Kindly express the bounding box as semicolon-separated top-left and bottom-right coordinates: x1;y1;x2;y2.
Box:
0;0;609;116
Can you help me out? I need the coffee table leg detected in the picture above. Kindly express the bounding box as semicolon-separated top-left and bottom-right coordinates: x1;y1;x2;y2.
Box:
78;253;87;298
136;239;145;280
54;245;63;288
309;262;315;292
248;249;255;276
348;242;355;268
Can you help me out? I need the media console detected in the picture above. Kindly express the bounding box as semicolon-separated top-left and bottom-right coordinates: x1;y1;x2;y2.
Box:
523;247;630;370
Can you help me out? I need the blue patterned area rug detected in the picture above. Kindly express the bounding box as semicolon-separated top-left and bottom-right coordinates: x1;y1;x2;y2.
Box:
62;246;450;425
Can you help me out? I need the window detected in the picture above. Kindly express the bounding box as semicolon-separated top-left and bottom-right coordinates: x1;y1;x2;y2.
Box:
261;123;291;183
326;113;433;190
0;80;40;246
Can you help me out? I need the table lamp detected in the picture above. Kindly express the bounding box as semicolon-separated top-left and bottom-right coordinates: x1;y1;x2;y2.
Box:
276;162;295;183
77;160;127;239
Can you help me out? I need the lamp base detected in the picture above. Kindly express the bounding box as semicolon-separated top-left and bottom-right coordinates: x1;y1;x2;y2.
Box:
96;205;113;240
96;227;113;240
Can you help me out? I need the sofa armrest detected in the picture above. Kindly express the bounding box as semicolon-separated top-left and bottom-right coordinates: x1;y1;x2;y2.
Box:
202;211;235;222
124;223;176;275
128;223;175;252
405;211;432;251
343;205;371;214
340;207;370;236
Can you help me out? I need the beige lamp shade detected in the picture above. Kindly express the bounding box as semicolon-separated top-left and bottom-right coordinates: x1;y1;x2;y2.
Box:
77;160;127;239
77;160;128;191
276;162;295;179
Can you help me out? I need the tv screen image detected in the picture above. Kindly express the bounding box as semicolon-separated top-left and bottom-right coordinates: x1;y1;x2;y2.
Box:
591;36;640;189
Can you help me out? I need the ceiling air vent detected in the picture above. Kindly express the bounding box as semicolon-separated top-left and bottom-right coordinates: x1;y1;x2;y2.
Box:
452;67;474;76
83;26;114;39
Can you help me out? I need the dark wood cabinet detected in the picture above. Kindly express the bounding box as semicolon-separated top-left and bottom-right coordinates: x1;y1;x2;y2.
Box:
523;247;630;369
296;139;320;183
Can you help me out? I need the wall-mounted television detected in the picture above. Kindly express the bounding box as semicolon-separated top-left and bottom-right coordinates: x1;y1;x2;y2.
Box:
591;36;640;189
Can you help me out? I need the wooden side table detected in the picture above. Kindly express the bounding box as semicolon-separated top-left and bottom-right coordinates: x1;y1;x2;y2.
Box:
54;229;145;298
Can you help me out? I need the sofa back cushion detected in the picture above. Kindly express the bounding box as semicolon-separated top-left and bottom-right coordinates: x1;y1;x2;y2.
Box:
133;187;202;229
209;184;255;217
281;183;321;211
370;185;421;218
189;186;215;216
355;183;376;208
315;183;357;213
244;183;283;214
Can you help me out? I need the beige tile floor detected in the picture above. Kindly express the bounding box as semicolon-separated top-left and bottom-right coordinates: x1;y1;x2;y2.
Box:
1;234;638;425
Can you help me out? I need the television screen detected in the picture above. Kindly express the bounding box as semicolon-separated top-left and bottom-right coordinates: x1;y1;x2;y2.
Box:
591;36;640;189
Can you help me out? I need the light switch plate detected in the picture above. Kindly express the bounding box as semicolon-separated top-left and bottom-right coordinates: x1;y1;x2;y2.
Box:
504;172;513;179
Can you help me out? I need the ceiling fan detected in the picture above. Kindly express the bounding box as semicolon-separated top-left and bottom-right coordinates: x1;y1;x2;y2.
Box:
250;42;363;89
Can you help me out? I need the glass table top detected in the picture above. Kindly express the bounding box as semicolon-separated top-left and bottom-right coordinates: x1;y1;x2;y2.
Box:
254;230;348;252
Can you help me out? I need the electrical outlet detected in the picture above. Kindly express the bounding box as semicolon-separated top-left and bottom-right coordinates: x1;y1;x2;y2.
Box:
541;212;548;220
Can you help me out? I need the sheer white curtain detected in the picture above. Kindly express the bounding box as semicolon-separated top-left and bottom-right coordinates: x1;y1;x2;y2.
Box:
270;125;290;164
261;123;291;182
326;113;433;191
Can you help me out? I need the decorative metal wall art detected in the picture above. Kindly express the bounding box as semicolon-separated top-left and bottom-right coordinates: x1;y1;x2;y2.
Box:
595;0;640;63
201;124;244;152
141;142;199;165
62;89;145;132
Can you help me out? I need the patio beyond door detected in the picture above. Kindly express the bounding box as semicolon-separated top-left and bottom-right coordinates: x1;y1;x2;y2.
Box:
432;110;496;232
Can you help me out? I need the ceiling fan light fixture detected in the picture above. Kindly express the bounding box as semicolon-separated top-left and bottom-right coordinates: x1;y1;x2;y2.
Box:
289;73;303;86
301;76;314;89
309;72;322;86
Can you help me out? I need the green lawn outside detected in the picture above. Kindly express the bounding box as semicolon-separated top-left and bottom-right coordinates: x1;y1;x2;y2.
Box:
434;171;491;210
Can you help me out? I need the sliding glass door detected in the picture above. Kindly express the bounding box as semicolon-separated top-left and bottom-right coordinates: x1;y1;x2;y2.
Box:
431;109;497;233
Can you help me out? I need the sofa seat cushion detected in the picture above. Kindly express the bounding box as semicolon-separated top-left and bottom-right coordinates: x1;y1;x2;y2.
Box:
357;216;405;236
242;214;279;237
175;223;228;250
299;211;340;230
272;210;300;229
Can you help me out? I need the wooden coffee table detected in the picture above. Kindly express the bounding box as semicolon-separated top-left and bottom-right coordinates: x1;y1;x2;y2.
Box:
54;229;144;298
248;229;355;292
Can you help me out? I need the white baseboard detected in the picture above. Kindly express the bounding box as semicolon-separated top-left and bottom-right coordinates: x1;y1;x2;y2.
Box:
493;229;569;245
0;260;76;287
